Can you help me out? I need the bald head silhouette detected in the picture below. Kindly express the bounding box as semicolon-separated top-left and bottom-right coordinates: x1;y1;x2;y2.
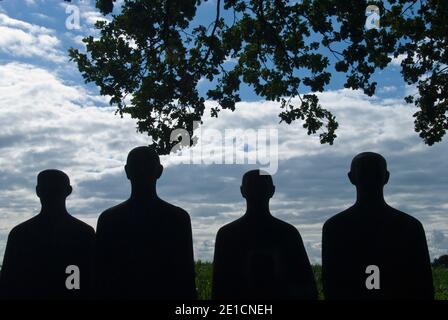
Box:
0;170;95;299
240;170;275;203
322;152;434;300
348;152;390;191
36;169;72;206
212;169;317;300
125;146;163;186
95;146;197;299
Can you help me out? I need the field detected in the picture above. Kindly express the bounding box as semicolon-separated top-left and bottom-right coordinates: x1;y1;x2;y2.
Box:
0;263;446;299
195;261;448;300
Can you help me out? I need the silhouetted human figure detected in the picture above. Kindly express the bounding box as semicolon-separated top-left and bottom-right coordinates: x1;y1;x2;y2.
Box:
95;146;196;299
0;170;95;299
212;170;317;300
322;152;434;300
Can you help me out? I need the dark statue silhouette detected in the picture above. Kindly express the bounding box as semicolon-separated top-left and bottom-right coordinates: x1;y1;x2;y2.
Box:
0;170;95;299
0;151;438;300
95;146;197;299
322;152;434;300
212;170;317;299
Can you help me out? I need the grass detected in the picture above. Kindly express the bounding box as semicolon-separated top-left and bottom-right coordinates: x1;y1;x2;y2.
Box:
433;267;448;300
0;263;446;299
195;260;213;300
195;261;448;300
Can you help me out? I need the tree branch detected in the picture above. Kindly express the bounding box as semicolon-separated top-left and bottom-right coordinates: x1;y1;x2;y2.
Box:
193;0;221;78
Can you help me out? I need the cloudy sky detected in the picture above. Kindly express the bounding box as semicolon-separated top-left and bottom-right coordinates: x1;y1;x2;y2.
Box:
0;0;447;264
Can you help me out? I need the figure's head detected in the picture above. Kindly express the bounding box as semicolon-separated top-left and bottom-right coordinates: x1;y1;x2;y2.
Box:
36;169;72;203
125;146;163;186
348;152;389;191
240;170;275;202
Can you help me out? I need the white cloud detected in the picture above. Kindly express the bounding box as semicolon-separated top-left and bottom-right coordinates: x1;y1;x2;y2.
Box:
378;85;397;93
174;89;418;166
389;54;406;66
31;12;54;22
0;62;148;237
1;62;448;264
24;0;37;6
70;34;86;47
59;1;110;34
431;230;448;259
0;13;64;62
81;9;109;26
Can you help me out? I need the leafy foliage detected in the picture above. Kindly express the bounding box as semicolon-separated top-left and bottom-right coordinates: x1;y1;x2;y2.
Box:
433;255;448;268
68;0;448;153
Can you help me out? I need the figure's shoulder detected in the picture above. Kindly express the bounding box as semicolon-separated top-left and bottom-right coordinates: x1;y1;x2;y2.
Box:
97;201;130;226
323;206;424;232
216;217;244;237
157;199;191;223
271;216;300;234
388;206;424;229
323;207;354;228
66;215;95;236
8;215;40;238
